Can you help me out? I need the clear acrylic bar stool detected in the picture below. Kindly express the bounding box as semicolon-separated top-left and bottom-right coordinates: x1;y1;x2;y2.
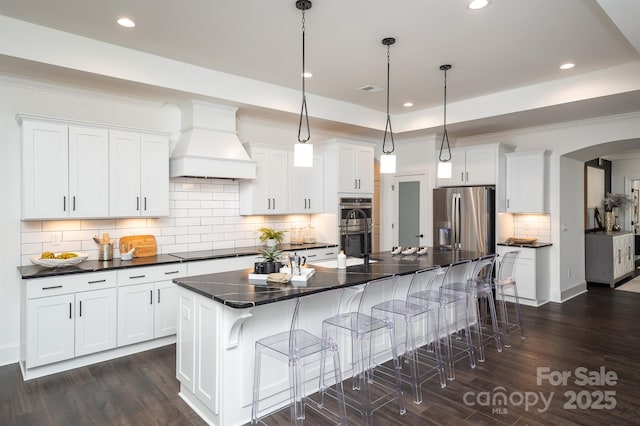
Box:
370;266;446;404
321;275;406;426
408;260;476;380
252;294;348;425
494;250;526;347
443;254;502;362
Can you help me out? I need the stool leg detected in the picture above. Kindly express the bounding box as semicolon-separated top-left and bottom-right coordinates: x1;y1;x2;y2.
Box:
330;348;348;426
290;358;305;424
461;298;476;369
486;291;503;353
386;324;406;416
472;293;486;362
496;285;511;347
511;285;526;341
406;318;422;404
251;346;262;425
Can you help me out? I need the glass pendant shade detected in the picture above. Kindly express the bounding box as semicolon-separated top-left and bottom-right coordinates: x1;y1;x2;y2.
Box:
380;153;396;174
437;161;452;179
294;142;313;167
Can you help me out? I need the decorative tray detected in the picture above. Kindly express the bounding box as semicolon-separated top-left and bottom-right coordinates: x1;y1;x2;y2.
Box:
249;267;316;283
506;237;538;244
30;252;89;268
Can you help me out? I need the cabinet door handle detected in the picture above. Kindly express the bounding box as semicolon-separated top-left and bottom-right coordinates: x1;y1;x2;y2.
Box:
267;198;271;209
63;196;67;212
79;300;82;317
157;289;161;303
150;290;153;305
136;196;140;211
308;199;311;209
354;179;357;189
618;249;621;264
73;196;76;211
466;171;469;181
461;172;464;182
88;279;106;284
629;246;631;260
358;179;361;189
42;285;63;290
129;275;146;279
507;199;510;209
273;198;276;209
164;270;180;275
69;302;72;319
144;197;147;211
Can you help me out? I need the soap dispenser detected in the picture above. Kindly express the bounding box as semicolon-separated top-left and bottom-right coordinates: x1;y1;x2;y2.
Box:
337;250;347;269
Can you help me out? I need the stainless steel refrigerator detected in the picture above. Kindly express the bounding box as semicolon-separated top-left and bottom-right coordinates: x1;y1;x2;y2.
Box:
433;186;495;253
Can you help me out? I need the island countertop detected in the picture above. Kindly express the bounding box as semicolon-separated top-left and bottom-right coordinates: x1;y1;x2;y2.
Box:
173;248;482;308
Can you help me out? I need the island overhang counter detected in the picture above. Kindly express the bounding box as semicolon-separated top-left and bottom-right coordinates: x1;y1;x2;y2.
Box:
173;249;481;426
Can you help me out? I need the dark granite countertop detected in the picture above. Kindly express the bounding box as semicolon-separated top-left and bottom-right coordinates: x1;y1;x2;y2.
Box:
18;243;338;279
174;248;483;309
497;241;552;249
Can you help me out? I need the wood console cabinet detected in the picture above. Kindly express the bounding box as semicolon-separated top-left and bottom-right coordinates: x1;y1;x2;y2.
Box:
585;232;634;287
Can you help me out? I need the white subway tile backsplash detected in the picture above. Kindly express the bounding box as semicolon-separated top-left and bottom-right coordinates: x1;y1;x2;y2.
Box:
513;214;551;242
20;177;316;265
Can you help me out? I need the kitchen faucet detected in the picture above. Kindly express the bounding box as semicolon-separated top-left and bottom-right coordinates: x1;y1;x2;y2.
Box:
344;208;370;271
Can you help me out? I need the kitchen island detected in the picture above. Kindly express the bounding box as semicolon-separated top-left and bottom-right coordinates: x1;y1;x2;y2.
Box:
173;249;481;426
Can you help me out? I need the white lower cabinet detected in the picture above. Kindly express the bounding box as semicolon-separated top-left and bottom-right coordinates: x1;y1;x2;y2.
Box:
585;232;634;287
117;264;187;346
23;271;117;369
495;246;550;307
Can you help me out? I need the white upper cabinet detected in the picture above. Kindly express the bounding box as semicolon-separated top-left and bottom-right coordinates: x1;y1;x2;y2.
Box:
109;130;169;217
505;151;550;213
436;145;497;187
21;119;109;219
288;153;324;214
337;143;374;193
240;145;289;215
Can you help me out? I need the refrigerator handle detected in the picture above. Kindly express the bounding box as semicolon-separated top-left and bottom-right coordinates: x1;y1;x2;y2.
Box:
451;194;457;249
456;194;462;249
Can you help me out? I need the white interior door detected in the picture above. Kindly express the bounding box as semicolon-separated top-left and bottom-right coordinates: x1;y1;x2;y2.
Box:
393;173;431;248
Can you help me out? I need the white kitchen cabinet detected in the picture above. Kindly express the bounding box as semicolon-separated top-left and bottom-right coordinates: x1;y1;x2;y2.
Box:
505;151;550;213
239;145;289;215
116;264;187;346
495;246;550;307
23;271;117;368
20;118;109;219
109;130;169;217
288;153;324;213
585;232;634;287
302;246;339;262
436;145;497;187
337;143;374;193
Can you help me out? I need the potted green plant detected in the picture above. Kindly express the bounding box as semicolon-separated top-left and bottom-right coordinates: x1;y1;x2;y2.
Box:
258;247;283;273
257;227;286;248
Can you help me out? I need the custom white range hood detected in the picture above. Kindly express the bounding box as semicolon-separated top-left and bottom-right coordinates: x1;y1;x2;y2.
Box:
170;100;256;179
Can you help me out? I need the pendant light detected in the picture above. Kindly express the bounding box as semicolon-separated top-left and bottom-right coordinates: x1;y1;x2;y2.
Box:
293;0;313;167
380;37;396;174
437;64;453;179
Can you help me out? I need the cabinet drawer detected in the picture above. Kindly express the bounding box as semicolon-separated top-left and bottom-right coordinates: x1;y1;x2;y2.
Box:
117;264;187;286
26;271;116;299
303;247;339;261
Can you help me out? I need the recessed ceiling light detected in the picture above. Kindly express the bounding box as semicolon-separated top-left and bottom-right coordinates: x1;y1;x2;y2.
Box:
117;17;136;28
560;63;575;70
468;0;490;10
302;72;313;78
403;102;414;107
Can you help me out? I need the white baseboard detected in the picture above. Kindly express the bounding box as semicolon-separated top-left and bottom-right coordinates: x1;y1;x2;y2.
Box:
0;340;20;367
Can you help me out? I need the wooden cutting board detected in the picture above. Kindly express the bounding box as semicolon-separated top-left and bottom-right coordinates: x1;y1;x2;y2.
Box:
119;235;157;257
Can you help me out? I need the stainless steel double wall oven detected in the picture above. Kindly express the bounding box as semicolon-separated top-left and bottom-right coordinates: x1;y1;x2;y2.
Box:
339;197;373;257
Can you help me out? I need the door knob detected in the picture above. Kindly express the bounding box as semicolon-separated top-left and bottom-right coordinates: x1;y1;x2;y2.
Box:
415;234;424;238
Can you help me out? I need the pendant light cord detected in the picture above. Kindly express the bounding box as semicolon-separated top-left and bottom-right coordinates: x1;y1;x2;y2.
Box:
298;8;310;143
439;64;452;162
382;39;395;155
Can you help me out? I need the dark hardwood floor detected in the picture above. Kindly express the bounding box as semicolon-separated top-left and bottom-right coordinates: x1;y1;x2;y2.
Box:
2;284;639;425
